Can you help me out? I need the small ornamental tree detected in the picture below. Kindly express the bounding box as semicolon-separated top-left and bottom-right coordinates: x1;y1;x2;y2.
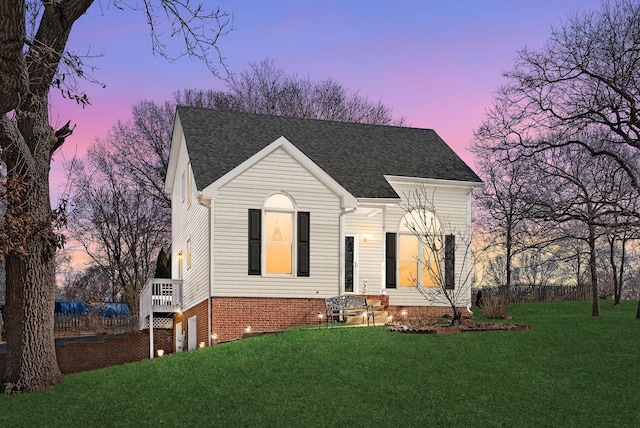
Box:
401;188;474;326
154;248;171;279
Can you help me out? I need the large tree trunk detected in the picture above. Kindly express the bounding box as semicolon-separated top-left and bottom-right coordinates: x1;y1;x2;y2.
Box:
0;0;92;394
3;250;62;393
1;103;64;393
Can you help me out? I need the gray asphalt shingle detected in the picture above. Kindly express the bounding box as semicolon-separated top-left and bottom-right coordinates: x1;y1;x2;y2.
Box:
177;107;481;199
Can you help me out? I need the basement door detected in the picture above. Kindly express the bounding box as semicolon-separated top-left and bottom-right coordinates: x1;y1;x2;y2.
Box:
344;235;358;293
175;321;184;353
187;316;197;351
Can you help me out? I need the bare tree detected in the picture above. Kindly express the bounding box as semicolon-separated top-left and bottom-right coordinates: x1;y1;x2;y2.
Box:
401;189;473;325
0;0;230;393
525;141;638;316
68;143;168;315
58;264;113;303
477;0;640;194
470;140;539;292
176;59;406;125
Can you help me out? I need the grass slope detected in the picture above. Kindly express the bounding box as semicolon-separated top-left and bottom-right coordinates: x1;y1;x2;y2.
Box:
1;301;639;427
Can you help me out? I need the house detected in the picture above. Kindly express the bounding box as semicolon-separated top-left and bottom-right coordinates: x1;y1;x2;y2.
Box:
145;107;482;350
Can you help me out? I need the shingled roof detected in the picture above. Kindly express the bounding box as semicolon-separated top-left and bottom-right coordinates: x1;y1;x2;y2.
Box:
177;107;482;199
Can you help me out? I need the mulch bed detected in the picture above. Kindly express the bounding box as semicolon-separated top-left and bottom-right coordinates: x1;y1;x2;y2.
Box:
386;319;531;334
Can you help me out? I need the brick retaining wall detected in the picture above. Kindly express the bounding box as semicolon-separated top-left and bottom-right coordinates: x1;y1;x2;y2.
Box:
0;329;173;377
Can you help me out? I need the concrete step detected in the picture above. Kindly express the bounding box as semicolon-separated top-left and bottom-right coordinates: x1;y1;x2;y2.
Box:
345;310;388;325
367;299;382;307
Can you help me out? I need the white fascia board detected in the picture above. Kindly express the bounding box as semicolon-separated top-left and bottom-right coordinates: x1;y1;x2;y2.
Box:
384;175;484;191
164;112;184;194
201;136;358;208
357;198;401;206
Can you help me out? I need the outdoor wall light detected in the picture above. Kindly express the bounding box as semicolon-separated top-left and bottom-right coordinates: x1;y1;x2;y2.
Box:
157;349;164;357
362;233;373;242
245;326;251;333
198;342;205;348
212;333;218;340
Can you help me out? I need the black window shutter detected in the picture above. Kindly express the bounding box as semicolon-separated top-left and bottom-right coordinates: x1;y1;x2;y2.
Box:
297;212;310;277
385;233;397;289
248;209;261;275
445;234;455;289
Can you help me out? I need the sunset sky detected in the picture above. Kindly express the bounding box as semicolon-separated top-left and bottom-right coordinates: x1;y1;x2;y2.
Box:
50;0;603;203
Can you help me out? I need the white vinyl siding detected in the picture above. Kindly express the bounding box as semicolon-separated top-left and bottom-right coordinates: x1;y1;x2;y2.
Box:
384;179;473;307
171;136;209;311
343;208;384;294
213;147;342;298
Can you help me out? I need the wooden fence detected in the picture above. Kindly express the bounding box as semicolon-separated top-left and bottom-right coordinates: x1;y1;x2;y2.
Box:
54;313;139;336
473;284;590;305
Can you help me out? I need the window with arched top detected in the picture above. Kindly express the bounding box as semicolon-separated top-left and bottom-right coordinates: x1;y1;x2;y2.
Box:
248;194;310;277
397;210;441;288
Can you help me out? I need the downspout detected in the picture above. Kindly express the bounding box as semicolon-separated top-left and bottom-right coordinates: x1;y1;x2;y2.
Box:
198;192;213;347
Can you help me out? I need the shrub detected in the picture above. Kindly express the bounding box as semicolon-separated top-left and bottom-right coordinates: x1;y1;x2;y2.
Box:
481;295;509;319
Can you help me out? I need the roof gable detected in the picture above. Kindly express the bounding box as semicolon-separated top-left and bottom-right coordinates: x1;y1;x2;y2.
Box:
201;136;358;208
176;107;482;199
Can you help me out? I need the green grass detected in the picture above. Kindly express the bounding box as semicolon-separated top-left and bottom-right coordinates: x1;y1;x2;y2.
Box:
1;301;639;427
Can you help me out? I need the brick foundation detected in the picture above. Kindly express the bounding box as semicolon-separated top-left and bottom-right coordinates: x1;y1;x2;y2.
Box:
175;295;469;345
176;299;210;350
211;296;325;343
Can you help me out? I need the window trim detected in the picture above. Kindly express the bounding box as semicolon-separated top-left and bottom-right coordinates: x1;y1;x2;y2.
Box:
262;194;296;277
388;210;448;289
187;162;193;207
186;237;192;269
248;193;310;277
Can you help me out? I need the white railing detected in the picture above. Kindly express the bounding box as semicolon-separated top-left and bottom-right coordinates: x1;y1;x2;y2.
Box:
139;278;183;331
140;278;183;359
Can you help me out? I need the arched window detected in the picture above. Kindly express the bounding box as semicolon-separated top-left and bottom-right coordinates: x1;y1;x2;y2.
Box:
248;194;310;277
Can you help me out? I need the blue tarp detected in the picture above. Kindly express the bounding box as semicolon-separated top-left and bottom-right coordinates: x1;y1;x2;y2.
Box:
55;301;88;315
54;301;131;317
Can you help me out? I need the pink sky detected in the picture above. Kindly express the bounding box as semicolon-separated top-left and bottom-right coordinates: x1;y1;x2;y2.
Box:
50;0;603;204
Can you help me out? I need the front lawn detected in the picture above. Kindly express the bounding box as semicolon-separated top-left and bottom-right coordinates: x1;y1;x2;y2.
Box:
1;300;639;427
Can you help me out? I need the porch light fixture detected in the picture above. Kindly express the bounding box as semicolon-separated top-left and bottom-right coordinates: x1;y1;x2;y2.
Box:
362;233;373;242
212;333;218;340
157;349;164;357
198;342;205;348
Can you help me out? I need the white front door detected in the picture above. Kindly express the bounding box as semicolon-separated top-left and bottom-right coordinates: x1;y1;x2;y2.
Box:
187;316;197;351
